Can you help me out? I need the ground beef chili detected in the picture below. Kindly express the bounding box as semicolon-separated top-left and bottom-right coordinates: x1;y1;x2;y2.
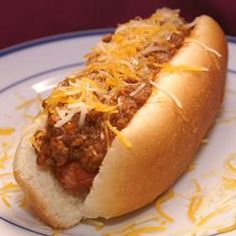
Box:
33;9;191;193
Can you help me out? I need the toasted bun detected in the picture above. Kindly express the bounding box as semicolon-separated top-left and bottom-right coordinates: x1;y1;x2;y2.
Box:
13;15;227;228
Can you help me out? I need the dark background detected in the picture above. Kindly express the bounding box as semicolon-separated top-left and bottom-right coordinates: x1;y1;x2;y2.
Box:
0;0;235;50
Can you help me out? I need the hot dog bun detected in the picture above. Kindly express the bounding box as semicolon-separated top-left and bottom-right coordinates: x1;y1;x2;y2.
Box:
13;14;227;228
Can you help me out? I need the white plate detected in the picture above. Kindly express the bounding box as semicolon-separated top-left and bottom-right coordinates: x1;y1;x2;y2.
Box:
0;31;236;236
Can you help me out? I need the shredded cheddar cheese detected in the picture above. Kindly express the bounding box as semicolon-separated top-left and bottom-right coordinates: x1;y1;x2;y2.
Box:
217;221;236;234
222;177;236;190
159;64;209;74
155;190;175;222
2;194;11;208
15;95;42;110
0;172;13;178
84;219;104;230
187;179;204;222
201;139;209;144
23;114;36;122
0;182;20;208
105;120;132;148
103;215;161;236
196;206;228;226
0;151;11;169
0;128;15;135
51;229;61;236
225;153;236;173
124;226;166;236
0;183;20;193
103;223;136;236
187;163;196;172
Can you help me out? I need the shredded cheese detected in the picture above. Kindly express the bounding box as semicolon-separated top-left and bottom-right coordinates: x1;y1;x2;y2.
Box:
51;229;61;236
196;205;228;226
55;109;78;127
124;226;166;236
2;194;11;208
23;114;36;122
0;183;20;193
160;64;209;74
222;177;236;190
225;153;236;173
103;215;162;236
155;190;175;222
201;139;209;144
187;38;222;58
84;219;104;230
186;163;196;172
129;83;146;97
151;81;182;109
0;128;15;135
103;223;136;236
0;151;11;169
187;179;204;222
0;182;20;208
15;95;42;110
105;121;132;148
0;172;13;178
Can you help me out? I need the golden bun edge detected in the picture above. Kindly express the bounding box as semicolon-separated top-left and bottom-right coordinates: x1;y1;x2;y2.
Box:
13;15;228;228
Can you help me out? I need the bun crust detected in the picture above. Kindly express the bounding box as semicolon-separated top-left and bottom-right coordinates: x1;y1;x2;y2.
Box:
13;15;228;228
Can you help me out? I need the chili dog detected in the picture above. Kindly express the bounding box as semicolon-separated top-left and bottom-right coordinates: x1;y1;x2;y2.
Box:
13;8;228;228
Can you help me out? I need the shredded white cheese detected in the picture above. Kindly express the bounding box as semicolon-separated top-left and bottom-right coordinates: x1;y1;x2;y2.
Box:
151;81;183;109
130;83;146;97
187;38;222;58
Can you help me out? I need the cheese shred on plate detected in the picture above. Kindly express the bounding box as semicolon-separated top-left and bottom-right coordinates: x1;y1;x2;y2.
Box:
0;128;15;136
155;190;175;222
187;179;204;222
0;182;20;208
